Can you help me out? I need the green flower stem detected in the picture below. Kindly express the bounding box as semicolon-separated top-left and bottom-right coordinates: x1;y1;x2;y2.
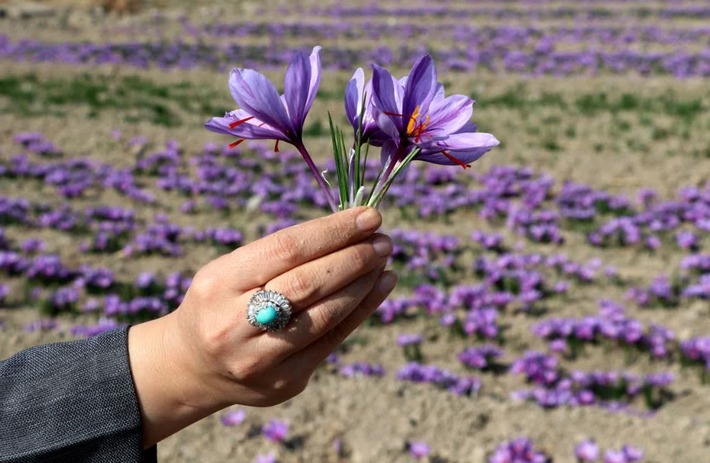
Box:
294;141;338;213
367;145;420;208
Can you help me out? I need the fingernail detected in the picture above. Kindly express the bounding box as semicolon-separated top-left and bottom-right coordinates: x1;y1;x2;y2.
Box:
372;235;393;257
377;272;397;292
356;208;381;232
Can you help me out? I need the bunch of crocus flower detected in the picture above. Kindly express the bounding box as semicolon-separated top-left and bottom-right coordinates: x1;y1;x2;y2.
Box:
205;46;499;212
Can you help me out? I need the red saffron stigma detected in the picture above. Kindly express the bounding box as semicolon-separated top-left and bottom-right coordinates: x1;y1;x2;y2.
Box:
228;116;254;129
383;111;406;118
384;107;430;142
441;150;470;169
228;139;246;149
274;140;280;153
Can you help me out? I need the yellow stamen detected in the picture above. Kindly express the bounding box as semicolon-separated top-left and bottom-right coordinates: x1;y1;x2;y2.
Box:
407;106;421;135
407;105;431;142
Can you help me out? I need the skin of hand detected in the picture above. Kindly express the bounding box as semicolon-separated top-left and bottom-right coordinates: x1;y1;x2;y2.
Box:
127;207;397;447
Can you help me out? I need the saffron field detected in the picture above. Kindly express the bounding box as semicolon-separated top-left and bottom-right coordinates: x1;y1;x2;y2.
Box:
0;0;709;462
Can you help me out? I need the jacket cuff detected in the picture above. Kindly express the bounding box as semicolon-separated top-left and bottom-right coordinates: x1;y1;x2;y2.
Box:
0;326;152;462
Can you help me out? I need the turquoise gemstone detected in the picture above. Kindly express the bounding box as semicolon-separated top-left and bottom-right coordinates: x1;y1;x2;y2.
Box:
256;306;278;325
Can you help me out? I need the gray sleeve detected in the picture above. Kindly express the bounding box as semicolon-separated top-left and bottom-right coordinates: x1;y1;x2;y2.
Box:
0;326;157;463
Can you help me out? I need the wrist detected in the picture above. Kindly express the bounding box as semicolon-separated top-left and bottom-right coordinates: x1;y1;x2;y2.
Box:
127;313;227;447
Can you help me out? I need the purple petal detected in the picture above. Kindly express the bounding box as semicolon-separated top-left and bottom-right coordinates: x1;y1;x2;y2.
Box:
422;147;491;166
426;95;474;136
441;132;500;151
380;140;399;167
283;51;311;130
283;46;321;131
402;55;438;119
376;110;401;141
418;132;499;165
345;70;384;144
304;46;322;116
204;115;237;136
229;68;294;137
372;63;404;133
204;110;286;141
432;82;445;101
455;121;478;133
345;68;365;128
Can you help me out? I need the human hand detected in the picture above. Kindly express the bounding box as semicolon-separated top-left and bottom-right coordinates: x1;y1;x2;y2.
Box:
129;207;396;446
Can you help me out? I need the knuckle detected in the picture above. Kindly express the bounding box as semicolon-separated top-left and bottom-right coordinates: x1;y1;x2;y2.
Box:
321;323;350;349
197;318;232;361
317;215;353;249
283;270;316;302
333;216;354;239
311;301;337;330
235;356;263;382
201;329;227;359
349;243;373;270
269;232;303;266
231;354;282;386
187;269;220;301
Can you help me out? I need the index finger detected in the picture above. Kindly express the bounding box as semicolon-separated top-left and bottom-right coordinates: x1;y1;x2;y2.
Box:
226;206;382;291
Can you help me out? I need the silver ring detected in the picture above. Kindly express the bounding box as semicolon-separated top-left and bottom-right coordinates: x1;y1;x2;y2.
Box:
247;289;292;331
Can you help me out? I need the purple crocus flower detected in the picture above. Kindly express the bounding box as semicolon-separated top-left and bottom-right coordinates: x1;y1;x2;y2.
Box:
676;230;698;251
19;238;45;254
604;450;627;463
24;319;59;332
206;47;321;148
345;68;388;146
0;283;9;303
262;419;289;443
205;46;337;211
489;437;549;463
397;333;424;346
135;272;156;289
371;55;499;170
458;344;503;370
221;409;246;427
621;445;644;462
71;318;120;338
339;361;386;378
408;441;430;459
575;439;600;462
254;453;278;463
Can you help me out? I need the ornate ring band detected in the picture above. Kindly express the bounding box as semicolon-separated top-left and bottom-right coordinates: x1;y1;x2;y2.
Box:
247;289;292;331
